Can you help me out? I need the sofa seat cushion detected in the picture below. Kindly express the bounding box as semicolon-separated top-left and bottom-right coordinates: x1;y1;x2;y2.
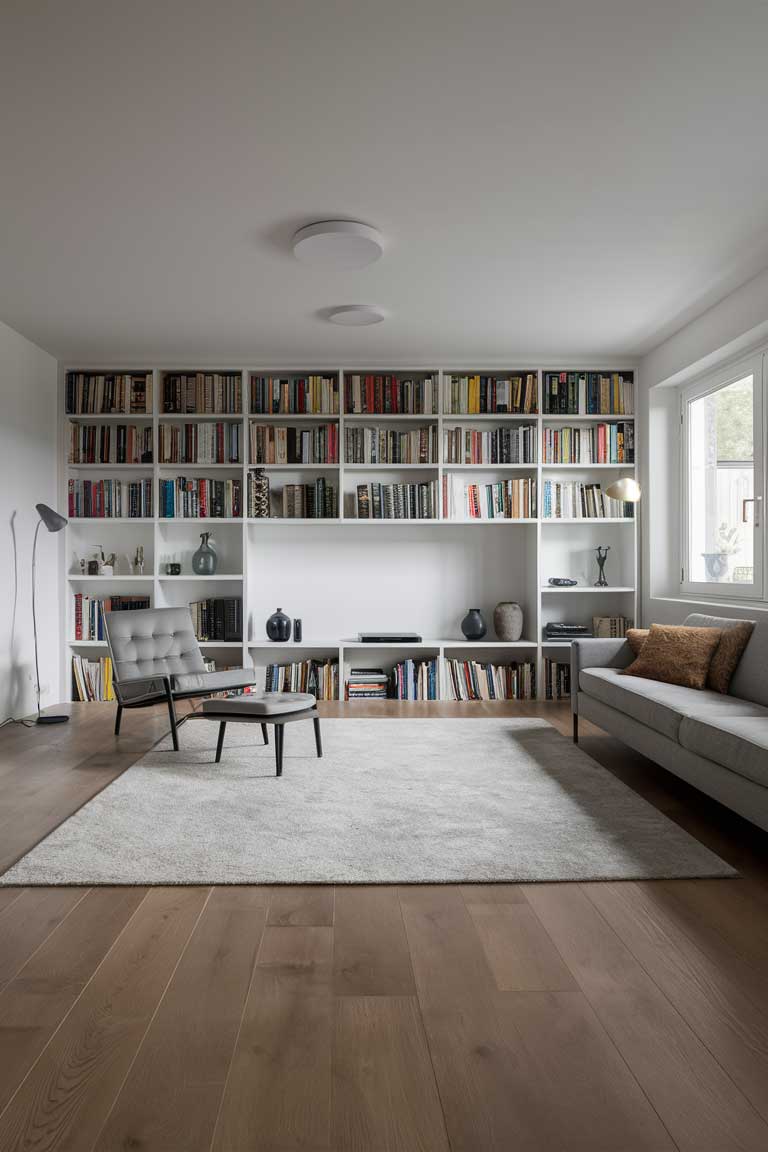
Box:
201;692;315;716
172;667;257;694
579;667;767;741
679;715;768;788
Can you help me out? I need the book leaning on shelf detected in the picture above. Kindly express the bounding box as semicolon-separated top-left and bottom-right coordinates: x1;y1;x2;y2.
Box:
344;424;437;464
72;654;116;702
189;598;242;642
68;422;153;464
250;374;339;415
443;373;537;415
73;594;151;641
542;422;635;464
159;422;241;464
355;481;437;520
592;615;634;638
443;424;537;464
160;477;242;518
68;478;152;518
543;371;634;415
280;481;338;519
544;659;571;700
344;374;436;415
266;659;338;700
66;372;152;415
541;481;634;519
442;659;536;701
162;372;242;414
250;423;339;465
442;475;537;520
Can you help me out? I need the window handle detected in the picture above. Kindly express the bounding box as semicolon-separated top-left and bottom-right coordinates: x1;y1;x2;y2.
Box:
742;497;762;526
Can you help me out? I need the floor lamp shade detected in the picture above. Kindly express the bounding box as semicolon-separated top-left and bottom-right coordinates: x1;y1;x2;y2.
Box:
32;503;69;724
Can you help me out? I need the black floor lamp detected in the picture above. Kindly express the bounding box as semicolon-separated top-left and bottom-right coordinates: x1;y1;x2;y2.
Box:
32;502;69;725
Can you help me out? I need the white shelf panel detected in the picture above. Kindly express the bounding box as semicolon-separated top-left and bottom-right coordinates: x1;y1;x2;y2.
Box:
68;574;153;581
159;412;243;421
159;517;243;524
68;640;107;647
541;414;635;422
247;517;341;525
442;412;539;421
65;413;153;422
343;413;438;422
541;518;635;525
344;463;438;471
445;518;537;526
542;463;636;470
541;585;634;593
254;462;340;470
68;518;154;524
249;413;340;422
248;640;340;650
198;641;243;649
67;463;153;471
442;463;536;470
158;462;243;470
341;638;537;649
159;574;244;581
438;639;539;648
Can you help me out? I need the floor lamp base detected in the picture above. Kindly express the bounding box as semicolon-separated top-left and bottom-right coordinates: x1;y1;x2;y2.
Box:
36;714;70;725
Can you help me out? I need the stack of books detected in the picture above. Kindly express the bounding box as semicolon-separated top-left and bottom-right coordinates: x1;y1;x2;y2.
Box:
68;423;153;464
344;424;437;464
443;424;537;464
443;476;536;520
250;375;338;415
68;478;152;518
266;659;338;699
189;598;242;642
543;423;635;464
442;659;536;701
250;423;339;464
355;481;437;520
159;422;241;464
73;594;150;641
344;374;436;414
542;481;633;519
280;480;338;519
162;372;242;414
347;668;388;700
444;374;537;415
159;476;241;518
66;372;152;414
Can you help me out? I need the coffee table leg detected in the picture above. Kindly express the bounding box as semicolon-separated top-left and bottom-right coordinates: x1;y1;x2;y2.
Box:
275;724;283;777
215;722;226;763
313;716;322;758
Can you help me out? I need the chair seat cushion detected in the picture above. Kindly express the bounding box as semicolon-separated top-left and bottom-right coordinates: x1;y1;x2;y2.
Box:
172;667;257;694
679;715;768;787
579;667;766;741
201;691;316;716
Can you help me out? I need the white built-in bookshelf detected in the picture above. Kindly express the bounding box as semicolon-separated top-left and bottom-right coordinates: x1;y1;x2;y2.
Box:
59;366;638;703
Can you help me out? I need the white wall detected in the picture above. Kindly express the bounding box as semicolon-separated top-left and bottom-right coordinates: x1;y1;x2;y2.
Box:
0;321;60;718
639;267;768;625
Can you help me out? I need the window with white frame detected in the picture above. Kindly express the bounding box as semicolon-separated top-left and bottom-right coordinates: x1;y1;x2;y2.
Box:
681;353;765;600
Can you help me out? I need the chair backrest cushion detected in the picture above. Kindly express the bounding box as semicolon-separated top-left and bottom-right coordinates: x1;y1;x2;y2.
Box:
684;613;766;707
104;606;206;685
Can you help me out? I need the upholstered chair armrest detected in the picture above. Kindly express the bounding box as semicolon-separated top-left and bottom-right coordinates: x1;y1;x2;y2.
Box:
113;673;172;706
570;638;633;714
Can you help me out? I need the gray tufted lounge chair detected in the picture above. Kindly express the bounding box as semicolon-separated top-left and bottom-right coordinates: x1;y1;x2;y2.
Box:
103;606;260;750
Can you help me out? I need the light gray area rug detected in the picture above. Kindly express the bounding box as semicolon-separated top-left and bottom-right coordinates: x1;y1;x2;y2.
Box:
1;719;734;885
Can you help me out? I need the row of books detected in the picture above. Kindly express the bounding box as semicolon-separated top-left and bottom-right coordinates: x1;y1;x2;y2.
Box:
544;659;571;700
189;597;242;642
444;374;537;415
541;481;634;520
66;372;153;415
159;422;242;465
73;594;150;641
278;481;338;519
250;423;339;465
162;373;242;414
68;478;153;518
250;375;339;415
543;372;634;415
159;477;242;518
391;659;439;700
346;668;389;700
443;659;536;701
443;424;537;464
72;655;116;701
344;374;437;415
543;423;635;464
593;615;634;637
443;476;537;520
68;423;153;465
265;659;339;699
355;481;437;520
344;425;438;465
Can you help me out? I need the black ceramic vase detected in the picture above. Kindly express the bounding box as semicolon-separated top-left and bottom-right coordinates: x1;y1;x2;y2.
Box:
266;608;292;642
461;608;487;640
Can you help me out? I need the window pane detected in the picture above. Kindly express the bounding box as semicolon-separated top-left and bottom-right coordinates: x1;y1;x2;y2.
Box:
688;374;754;584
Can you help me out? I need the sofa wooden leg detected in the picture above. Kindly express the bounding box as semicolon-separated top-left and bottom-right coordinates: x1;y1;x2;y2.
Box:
215;721;227;763
573;713;579;744
114;704;123;736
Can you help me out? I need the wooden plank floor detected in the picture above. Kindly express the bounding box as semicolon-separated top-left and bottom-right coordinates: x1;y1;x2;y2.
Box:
0;701;767;1151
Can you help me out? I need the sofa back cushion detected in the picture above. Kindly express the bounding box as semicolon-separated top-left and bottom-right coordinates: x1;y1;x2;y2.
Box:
684;614;764;705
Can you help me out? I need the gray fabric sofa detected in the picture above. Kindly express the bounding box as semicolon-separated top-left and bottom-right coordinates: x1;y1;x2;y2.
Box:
571;613;768;832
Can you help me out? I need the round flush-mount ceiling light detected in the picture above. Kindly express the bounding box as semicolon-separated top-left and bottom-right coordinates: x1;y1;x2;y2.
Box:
326;305;387;326
293;220;384;268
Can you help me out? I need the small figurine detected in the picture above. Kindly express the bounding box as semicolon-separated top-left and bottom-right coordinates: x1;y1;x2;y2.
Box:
134;545;144;576
595;545;611;587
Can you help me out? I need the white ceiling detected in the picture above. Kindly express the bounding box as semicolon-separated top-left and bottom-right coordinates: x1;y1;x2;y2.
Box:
3;0;768;364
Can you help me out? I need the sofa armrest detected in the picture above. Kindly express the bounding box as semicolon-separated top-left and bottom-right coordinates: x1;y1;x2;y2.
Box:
570;639;633;713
